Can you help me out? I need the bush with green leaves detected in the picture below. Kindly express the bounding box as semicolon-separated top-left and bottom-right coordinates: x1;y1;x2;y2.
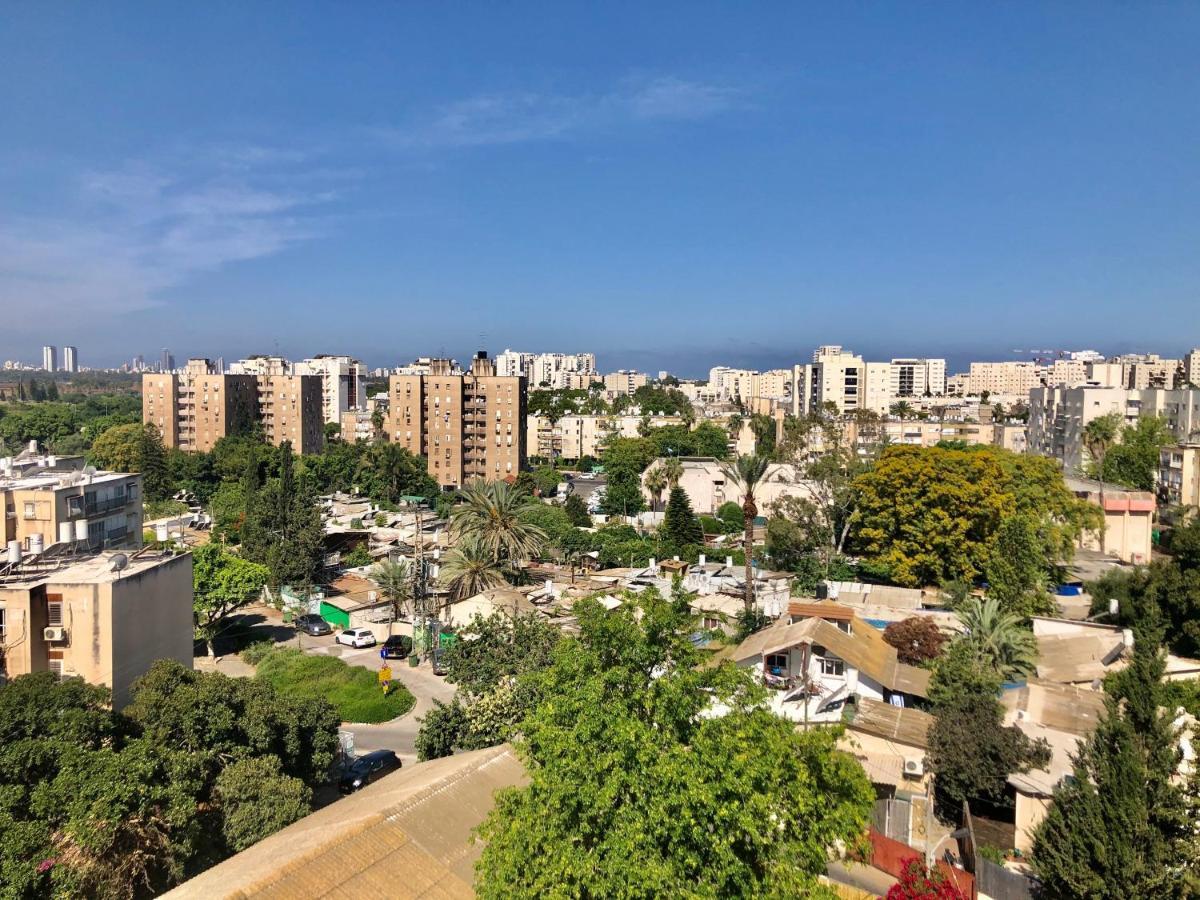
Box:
254;646;414;723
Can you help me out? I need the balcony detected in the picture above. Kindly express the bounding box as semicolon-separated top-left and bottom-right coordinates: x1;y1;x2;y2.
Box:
86;495;132;516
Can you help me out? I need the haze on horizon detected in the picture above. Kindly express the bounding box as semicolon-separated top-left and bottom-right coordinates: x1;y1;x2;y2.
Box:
2;3;1198;375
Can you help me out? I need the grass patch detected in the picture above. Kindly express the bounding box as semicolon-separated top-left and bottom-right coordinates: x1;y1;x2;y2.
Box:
253;647;415;724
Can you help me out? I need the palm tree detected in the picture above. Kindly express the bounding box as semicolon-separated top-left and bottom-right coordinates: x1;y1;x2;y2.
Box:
438;536;508;601
726;413;744;439
720;453;772;613
889;401;915;422
371;558;411;620
662;456;684;490
956;597;1038;681
451;479;547;565
1083;412;1122;554
644;465;668;512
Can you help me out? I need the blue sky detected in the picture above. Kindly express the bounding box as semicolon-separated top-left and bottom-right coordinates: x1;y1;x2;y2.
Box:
2;3;1198;376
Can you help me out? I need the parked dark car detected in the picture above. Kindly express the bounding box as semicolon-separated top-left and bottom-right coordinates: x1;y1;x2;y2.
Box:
339;749;401;793
380;635;413;660
295;613;332;636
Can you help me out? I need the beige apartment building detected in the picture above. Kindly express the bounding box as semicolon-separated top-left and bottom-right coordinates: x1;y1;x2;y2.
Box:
1160;444;1200;511
0;549;193;707
385;353;526;489
143;358;323;454
1063;476;1153;564
2;452;142;553
961;361;1041;397
527;413;684;461
603;370;649;396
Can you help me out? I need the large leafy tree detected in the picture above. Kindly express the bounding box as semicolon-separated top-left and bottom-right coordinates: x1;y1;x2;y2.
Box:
1032;619;1197;898
192;543;271;657
983;514;1054;618
0;662;338;898
89;422;171;500
851;445;1098;587
474;588;874;897
354;441;438;502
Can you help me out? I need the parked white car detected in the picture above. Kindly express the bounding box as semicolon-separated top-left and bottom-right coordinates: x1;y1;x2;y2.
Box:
337;628;377;649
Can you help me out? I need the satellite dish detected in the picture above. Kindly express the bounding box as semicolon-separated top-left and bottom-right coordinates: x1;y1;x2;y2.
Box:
110;553;129;575
83;465;97;476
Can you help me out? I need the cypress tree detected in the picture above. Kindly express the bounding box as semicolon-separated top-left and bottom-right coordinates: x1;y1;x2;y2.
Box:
662;485;703;548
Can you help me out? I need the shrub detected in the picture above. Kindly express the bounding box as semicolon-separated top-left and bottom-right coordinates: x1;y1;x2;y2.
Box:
253;647;415;723
240;640;276;666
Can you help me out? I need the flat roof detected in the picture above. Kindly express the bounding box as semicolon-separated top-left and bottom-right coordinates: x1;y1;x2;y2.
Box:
0;549;186;589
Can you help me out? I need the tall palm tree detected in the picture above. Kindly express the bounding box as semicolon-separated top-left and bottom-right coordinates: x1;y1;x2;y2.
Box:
662;457;684;490
371;558;411;620
644;465;668;512
1083;412;1121;554
720;453;772;613
956;596;1038;681
438;536;508;601
889;401;915;422
451;479;547;565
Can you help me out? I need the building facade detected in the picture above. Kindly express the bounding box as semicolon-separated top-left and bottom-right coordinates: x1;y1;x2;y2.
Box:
1160;443;1200;511
294;355;367;425
0;550;193;707
41;346;56;373
603;370;649;396
62;346;78;373
143;358;322;454
385;352;526;489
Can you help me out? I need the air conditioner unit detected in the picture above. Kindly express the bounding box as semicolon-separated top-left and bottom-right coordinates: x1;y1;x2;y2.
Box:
43;626;67;642
903;756;925;777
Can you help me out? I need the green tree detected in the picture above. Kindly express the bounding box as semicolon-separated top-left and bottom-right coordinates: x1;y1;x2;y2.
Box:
563;492;591;527
213;755;312;852
926;642;1050;814
355;441;437;502
439;536;508;600
984;514;1054;618
643;463;668;512
883;617;947;666
1032;621;1196;898
1082;412;1121;553
452;479;546;567
241;444;325;591
371;559;411;620
88;422;171;500
474;588;874;897
691;420;732;458
720;453;771;612
1102;415;1175;491
192;543;271;657
661;485;703;547
748;413;777;457
954;597;1038;681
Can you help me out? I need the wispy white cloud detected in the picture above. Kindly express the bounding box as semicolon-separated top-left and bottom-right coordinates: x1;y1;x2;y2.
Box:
383;74;743;148
0;151;337;329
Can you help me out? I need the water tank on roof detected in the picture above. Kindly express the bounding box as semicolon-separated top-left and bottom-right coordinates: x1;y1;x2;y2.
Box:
75;519;89;542
156;524;169;543
6;541;20;565
58;522;73;544
28;533;44;554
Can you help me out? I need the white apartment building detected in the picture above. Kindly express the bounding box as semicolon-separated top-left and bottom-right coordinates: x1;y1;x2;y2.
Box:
294;355;367;425
962;361;1041;397
1184;349;1200;388
61;346;78;374
603;370;649;396
1159;444;1200;510
707;367;757;402
889;358;946;398
526;413;683;461
1029;386;1200;473
41;346;56;373
229;355;290;376
496;350;597;388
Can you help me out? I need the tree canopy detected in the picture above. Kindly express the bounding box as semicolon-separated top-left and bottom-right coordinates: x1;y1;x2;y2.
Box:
474;587;874;898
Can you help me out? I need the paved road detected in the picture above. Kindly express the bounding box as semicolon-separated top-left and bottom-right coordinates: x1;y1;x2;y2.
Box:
299;633;458;764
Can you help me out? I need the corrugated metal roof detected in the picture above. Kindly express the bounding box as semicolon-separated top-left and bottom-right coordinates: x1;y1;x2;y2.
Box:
847;698;935;750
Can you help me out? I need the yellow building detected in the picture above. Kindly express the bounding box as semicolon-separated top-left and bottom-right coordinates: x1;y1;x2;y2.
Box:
0;549;194;707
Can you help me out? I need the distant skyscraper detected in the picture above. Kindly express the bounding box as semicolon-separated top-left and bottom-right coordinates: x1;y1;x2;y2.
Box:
41;345;57;372
160;349;175;372
62;346;78;373
133;354;145;372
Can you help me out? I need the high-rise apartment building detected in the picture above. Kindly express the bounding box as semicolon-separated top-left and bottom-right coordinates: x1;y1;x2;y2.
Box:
294;355;367;425
961;361;1041;397
160;349;175;373
496;350;597;388
384;352;526;489
889;358;947;397
792;346;882;415
61;346;78;374
41;346;56;373
603;370;649;396
1184;349;1200;388
143;358;322;454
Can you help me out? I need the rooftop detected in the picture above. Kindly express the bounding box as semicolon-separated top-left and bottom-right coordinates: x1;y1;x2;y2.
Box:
0;547;186;589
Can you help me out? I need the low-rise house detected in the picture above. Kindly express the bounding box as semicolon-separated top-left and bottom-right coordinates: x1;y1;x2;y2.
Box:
1062;475;1154;564
639;458;819;516
1031;616;1200;684
443;587;540;629
729;613;930;723
0;547;193;707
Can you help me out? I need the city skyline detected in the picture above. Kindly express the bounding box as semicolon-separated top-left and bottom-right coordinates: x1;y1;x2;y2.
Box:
3;4;1199;369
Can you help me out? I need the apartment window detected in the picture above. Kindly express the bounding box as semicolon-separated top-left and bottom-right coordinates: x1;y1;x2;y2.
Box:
23;502;36;520
47;601;63;627
67;495;84;517
765;653;788;674
818;656;845;677
48;660;64;681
